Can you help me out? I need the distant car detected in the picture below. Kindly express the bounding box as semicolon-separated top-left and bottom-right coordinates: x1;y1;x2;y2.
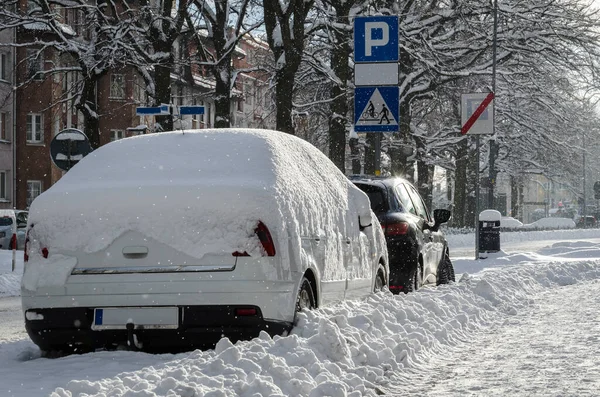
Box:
350;176;453;293
500;216;523;229
521;217;576;229
21;129;388;353
0;210;28;250
576;215;597;228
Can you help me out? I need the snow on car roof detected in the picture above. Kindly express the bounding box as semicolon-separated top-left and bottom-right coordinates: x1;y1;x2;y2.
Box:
28;129;368;262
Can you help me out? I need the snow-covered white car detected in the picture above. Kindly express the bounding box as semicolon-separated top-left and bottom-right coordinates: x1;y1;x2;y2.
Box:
21;128;388;353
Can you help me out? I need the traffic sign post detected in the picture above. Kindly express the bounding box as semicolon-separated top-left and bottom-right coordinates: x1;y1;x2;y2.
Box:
136;104;171;116
178;105;205;115
461;92;494;135
354;15;400;174
460;92;495;260
354;16;399;62
354;86;399;132
50;129;93;171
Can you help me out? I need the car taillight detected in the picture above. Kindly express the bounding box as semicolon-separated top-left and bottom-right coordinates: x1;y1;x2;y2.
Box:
23;227;48;261
255;221;276;256
24;230;30;262
383;221;409;236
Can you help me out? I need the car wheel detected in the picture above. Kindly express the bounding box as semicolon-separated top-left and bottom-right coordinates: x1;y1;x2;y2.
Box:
437;249;455;285
374;269;385;293
406;261;422;293
295;277;316;315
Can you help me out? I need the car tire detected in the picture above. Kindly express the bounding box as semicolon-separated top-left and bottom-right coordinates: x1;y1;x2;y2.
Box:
295;277;316;318
406;261;422;293
437;249;455;285
374;269;385;293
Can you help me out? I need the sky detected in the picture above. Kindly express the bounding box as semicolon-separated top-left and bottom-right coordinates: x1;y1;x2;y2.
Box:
1;227;599;396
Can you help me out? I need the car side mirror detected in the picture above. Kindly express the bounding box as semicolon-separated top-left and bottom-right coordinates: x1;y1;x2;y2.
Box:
359;212;372;230
433;209;451;230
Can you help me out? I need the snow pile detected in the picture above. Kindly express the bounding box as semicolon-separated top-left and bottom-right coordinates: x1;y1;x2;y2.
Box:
445;227;599;250
27;129;374;276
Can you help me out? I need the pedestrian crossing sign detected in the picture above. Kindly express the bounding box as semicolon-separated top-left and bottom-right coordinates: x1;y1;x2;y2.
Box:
354;86;399;132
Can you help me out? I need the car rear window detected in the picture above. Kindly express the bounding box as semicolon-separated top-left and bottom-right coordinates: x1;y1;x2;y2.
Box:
0;217;13;226
355;184;388;213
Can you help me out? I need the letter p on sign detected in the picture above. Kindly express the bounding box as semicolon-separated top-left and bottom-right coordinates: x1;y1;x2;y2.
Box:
354;16;399;63
365;22;389;56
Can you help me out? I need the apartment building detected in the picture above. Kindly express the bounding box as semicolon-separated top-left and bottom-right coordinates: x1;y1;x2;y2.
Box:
0;24;15;209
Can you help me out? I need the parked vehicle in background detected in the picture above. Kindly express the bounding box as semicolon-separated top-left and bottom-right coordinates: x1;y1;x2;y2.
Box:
576;215;597;228
22;128;388;354
0;210;27;250
350;176;453;294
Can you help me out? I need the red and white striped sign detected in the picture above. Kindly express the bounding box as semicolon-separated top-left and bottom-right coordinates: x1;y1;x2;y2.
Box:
461;92;494;135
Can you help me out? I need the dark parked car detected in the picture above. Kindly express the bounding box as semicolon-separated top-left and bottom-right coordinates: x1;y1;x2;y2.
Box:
351;176;454;293
576;215;597;228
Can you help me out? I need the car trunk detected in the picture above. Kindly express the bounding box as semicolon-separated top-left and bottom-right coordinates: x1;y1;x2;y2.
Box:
27;183;281;267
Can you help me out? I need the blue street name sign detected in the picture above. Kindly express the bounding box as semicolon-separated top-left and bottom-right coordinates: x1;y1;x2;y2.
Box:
354;16;399;63
178;106;205;115
136;104;170;116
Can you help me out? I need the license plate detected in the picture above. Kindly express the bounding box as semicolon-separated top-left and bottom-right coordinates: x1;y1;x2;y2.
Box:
92;307;179;330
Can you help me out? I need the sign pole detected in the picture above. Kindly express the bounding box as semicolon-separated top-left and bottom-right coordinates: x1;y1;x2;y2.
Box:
475;136;481;259
353;15;400;167
375;133;381;175
488;0;499;209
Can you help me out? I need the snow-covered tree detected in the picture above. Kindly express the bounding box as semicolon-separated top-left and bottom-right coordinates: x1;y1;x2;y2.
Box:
0;0;134;147
187;0;263;128
263;0;315;134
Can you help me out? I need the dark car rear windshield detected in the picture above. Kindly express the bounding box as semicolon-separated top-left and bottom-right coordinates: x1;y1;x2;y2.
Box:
355;184;388;213
0;217;13;226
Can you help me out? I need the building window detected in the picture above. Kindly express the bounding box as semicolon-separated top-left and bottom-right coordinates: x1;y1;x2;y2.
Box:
110;74;125;99
110;130;124;141
0;53;7;81
26;113;43;143
64;8;83;36
27;180;42;207
0;171;7;200
133;74;146;103
26;49;43;80
0;112;7;141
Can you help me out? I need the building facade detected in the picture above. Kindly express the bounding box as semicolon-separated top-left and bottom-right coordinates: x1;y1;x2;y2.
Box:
0;24;16;209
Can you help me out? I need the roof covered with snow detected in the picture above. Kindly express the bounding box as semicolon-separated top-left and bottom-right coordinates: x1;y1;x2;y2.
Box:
28;129;371;263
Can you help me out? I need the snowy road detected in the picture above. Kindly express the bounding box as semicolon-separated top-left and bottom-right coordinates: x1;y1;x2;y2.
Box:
399;279;600;396
0;230;599;396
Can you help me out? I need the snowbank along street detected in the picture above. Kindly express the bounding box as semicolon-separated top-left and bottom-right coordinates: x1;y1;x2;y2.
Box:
0;229;599;396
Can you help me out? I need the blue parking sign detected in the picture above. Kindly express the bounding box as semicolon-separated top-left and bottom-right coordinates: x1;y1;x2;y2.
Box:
354;16;399;63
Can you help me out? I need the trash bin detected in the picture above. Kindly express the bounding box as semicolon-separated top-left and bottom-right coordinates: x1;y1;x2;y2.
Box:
479;209;501;253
